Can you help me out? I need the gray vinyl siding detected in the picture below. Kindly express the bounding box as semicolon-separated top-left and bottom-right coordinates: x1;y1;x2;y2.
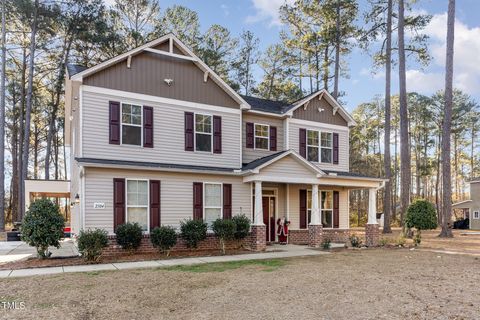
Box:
242;113;284;164
289;121;349;172
469;182;480;229
287;184;349;230
82;90;241;168
83;168;251;233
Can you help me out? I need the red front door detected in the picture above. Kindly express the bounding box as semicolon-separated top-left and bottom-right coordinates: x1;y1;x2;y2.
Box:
262;197;276;242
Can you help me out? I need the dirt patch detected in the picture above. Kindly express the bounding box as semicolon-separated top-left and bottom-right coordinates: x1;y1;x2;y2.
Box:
0;248;255;271
0;249;478;319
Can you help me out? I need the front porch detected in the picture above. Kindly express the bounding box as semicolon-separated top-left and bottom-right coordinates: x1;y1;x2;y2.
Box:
242;150;386;250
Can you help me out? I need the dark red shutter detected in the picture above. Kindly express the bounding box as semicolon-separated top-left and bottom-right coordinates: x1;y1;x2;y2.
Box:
333;191;339;228
269;126;277;151
109;101;120;145
113;178;125;232
150;180;161;230
299;189;307;229
333;133;339;164
185;112;194;151
246;122;254;148
143;106;154;148
223;184;232;219
299;128;306;158
193;182;203;220
213;115;222;154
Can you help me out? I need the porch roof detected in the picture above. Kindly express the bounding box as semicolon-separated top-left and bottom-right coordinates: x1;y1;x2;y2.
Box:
452;200;472;209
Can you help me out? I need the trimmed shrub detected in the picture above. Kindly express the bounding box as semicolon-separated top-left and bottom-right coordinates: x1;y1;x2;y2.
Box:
115;222;143;251
212;218;236;254
21;198;65;258
232;214;251;240
180;219;207;249
321;238;331;250
405;199;438;246
349;234;362;248
150;226;178;256
77;229;109;262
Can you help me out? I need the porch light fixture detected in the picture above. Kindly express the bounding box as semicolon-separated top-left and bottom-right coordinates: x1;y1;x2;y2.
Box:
74;194;80;204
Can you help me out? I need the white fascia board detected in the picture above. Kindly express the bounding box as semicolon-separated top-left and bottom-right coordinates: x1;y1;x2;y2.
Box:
289;118;350;132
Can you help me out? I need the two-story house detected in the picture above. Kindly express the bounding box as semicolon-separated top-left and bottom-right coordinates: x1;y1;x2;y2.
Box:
64;34;385;249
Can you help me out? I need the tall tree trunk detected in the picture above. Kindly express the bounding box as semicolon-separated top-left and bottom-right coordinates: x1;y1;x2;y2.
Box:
440;0;455;238
398;0;410;226
322;45;329;91
21;0;39;220
333;0;341;99
382;0;393;234
0;0;6;231
17;48;26;222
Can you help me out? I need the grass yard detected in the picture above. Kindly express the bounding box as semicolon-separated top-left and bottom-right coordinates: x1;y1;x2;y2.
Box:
1;249;479;320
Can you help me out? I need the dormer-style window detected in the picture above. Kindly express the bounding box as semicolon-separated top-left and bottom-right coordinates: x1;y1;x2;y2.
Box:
121;103;142;146
195;113;212;152
254;124;269;150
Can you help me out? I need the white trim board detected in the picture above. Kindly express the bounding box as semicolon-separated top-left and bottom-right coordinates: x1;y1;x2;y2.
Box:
289;118;350;132
82;85;242;115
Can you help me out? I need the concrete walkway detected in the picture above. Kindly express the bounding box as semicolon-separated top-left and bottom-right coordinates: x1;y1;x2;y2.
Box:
0;239;79;264
0;244;328;278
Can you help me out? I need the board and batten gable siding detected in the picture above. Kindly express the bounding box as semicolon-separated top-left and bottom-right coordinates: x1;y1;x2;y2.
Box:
81;89;241;168
83;51;239;109
83;168;251;233
289;121;349;172
242;113;284;164
287;184;349;230
292;97;348;126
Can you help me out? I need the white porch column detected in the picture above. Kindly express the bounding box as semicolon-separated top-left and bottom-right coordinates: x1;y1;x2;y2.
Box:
253;181;264;226
310;184;321;225
368;188;378;224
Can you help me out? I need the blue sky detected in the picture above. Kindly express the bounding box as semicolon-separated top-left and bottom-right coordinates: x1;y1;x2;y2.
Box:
116;0;480;112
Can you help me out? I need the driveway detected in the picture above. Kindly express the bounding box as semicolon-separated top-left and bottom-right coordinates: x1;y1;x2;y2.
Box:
0;239;79;264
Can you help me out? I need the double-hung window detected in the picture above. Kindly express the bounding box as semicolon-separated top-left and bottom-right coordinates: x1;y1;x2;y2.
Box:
195;114;212;152
307;130;319;162
474;211;480;219
204;183;222;226
126;180;149;231
307;190;334;228
321;132;333;163
255;124;269;150
121;103;142;146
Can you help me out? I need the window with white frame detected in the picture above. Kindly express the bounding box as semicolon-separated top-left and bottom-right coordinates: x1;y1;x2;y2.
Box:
126;180;149;231
474;211;480;219
307;130;319;162
307;190;334;228
195;114;212;152
121;103;142;146
254;124;269;150
320;132;333;163
204;183;222;226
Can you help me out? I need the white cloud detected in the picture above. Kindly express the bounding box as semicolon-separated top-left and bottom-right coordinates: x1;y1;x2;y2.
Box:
221;4;230;17
245;0;295;26
408;13;480;95
360;67;385;80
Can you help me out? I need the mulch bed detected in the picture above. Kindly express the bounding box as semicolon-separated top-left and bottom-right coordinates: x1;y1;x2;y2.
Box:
0;248;256;271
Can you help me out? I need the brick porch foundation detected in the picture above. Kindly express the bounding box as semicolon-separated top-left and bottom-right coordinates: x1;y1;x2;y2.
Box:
289;229;351;245
308;225;323;247
365;224;380;247
250;225;267;251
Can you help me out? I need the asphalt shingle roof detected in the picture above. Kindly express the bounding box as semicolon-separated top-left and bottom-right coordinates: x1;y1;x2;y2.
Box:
66;64;88;77
241;150;289;171
241;95;294;114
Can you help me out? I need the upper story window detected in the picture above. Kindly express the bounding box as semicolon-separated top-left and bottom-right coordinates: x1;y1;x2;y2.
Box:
255;124;269;150
195;114;212;152
306;130;332;163
204;183;222;226
122;103;142;146
126;179;149;231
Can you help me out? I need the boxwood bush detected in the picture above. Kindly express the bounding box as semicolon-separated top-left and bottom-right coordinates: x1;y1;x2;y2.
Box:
180;219;207;249
77;229;109;262
212;218;236;254
21;198;65;258
405;199;438;245
115;222;143;251
150;226;178;256
232;214;251;240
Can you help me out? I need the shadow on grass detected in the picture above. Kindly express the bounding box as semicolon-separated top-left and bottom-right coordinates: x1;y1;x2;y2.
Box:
164;259;286;273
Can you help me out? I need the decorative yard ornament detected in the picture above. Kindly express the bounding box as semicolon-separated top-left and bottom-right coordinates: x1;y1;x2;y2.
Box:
277;217;290;245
